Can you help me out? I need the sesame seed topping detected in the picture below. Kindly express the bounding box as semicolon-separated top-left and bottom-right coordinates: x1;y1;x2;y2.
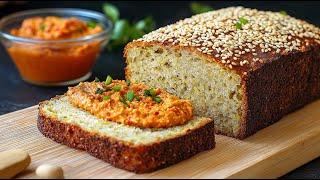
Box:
138;6;320;70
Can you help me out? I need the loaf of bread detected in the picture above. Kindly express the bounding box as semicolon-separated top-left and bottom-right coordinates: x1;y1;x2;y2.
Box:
124;7;320;139
38;80;215;173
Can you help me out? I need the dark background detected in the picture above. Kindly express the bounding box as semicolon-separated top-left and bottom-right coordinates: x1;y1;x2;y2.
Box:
0;1;319;179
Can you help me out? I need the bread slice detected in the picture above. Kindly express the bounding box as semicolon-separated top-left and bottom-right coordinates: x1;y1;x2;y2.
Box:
124;7;320;139
38;95;215;173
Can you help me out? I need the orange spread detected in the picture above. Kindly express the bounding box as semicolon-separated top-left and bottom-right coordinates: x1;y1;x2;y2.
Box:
10;16;102;40
66;80;194;128
8;17;103;83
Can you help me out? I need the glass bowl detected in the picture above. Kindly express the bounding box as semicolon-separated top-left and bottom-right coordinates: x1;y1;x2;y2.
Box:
0;8;112;86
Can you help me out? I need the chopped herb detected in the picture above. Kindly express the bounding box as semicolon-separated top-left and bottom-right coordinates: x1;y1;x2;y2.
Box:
149;88;156;96
143;89;150;96
126;79;131;86
153;96;162;103
94;77;100;82
39;23;46;31
143;88;161;103
120;96;128;107
126;91;135;102
103;95;110;101
112;85;121;92
144;89;150;96
235;17;249;30
235;22;242;30
144;88;156;97
105;75;113;85
95;88;104;94
280;10;287;15
135;96;141;101
239;17;249;25
87;21;97;29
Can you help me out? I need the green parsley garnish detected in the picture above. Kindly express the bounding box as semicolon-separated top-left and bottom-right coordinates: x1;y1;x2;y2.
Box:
144;88;156;97
39;23;46;31
280;10;287;15
235;22;242;30
143;88;162;103
126;79;131;86
135;96;141;101
87;21;97;29
105;75;113;85
95;88;104;94
153;96;162;103
239;17;249;25
94;77;100;82
144;89;151;96
120;96;128;107
235;17;249;30
126;91;135;102
149;88;156;96
112;85;121;92
103;95;110;101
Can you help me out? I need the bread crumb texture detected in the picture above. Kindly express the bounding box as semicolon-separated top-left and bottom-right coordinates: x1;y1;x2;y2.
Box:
126;46;243;136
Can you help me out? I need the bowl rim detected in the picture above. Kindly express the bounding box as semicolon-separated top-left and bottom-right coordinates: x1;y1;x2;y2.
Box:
0;8;113;44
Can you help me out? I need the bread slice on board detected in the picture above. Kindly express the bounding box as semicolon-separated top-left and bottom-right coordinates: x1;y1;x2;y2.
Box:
38;95;215;173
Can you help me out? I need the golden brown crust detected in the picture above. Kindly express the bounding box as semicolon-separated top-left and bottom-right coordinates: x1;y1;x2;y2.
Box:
37;99;215;173
236;44;320;139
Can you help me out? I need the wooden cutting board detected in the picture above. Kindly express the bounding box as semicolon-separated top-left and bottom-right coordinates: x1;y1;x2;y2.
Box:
1;100;320;179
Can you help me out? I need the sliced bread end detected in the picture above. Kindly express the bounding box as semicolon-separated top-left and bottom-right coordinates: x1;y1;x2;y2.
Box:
38;95;215;173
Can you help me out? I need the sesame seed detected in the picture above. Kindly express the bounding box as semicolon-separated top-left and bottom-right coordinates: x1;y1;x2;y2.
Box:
138;6;320;70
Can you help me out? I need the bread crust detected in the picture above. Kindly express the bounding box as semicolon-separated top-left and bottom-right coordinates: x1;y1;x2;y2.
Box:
124;37;320;139
238;44;320;139
37;99;215;173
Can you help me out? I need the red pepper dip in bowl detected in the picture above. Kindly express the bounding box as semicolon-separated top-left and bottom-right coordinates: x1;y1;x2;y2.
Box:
0;8;112;86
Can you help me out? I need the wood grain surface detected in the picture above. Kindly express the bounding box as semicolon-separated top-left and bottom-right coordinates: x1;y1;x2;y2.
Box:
1;100;320;179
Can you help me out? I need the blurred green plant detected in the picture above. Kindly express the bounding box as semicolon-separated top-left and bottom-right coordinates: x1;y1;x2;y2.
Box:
102;3;156;51
190;2;213;14
279;10;287;15
102;2;215;51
